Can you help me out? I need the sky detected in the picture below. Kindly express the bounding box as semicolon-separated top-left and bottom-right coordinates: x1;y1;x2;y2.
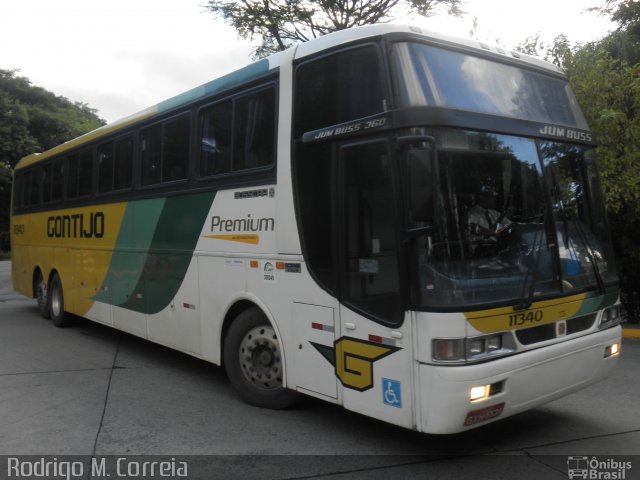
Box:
0;0;617;124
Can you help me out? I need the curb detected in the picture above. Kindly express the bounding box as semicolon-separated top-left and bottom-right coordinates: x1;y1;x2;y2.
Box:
622;327;640;339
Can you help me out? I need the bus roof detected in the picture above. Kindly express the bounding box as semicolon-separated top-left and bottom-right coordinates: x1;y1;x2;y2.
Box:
293;23;562;76
16;24;563;171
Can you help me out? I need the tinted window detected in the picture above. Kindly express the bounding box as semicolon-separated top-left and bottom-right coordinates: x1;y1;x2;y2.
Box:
141;124;162;186
393;42;588;128
98;141;114;193
14;173;25;208
200;101;232;176
41;161;63;204
42;164;52;203
51;160;63;201
294;142;337;292
141;116;190;186
233;89;275;170
67;150;93;198
342;142;402;323
198;88;275;177
28;168;41;206
294;46;385;137
114;136;133;190
78;149;93;197
67;154;80;198
162;116;190;182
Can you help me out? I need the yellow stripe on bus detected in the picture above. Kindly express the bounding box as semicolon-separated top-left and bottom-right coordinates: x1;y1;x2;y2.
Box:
11;202;128;316
202;234;260;245
464;293;587;333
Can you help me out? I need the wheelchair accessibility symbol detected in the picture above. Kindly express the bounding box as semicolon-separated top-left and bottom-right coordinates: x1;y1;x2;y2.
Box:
382;378;402;408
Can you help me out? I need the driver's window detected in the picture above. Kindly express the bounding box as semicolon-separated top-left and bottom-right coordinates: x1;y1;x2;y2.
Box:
407;147;435;227
342;141;403;325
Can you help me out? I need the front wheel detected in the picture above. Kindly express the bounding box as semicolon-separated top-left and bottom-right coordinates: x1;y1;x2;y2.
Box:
48;273;69;327
223;307;299;409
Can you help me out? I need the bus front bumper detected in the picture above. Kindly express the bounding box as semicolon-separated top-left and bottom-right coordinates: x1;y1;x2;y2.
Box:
418;326;621;434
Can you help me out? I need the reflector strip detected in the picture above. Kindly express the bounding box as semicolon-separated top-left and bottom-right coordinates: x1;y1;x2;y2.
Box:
368;334;396;346
312;322;334;333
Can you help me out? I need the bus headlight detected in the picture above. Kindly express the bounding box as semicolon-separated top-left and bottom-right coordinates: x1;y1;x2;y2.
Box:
599;305;622;329
433;334;515;364
433;338;465;361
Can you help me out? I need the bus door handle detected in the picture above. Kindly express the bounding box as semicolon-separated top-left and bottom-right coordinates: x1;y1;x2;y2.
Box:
345;323;356;331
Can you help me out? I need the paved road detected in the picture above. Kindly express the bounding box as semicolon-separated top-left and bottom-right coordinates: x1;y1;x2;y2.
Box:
0;260;638;479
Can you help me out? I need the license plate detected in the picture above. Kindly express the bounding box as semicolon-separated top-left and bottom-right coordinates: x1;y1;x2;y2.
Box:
464;402;505;427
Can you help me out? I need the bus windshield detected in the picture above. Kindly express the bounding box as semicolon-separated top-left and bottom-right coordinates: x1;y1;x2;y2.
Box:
393;42;588;129
405;129;617;308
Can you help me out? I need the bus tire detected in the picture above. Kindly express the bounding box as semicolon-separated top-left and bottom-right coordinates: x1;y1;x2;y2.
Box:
223;307;299;409
35;270;50;319
48;273;69;328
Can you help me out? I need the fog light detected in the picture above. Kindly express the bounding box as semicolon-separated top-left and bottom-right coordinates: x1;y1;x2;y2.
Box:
470;385;490;402
604;342;620;358
600;305;622;329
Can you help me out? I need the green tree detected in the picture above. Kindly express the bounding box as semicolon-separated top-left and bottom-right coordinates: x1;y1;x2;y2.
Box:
207;0;463;58
517;3;640;321
0;161;11;251
0;69;105;250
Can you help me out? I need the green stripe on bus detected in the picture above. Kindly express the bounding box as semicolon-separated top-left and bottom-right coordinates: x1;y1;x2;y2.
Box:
119;191;215;314
575;286;619;317
157;60;270;114
93;198;166;305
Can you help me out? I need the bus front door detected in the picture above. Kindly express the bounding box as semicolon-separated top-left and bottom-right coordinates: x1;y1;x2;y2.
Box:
337;139;414;429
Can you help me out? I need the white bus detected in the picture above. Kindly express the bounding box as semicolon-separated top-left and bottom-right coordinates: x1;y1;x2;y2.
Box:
11;24;622;434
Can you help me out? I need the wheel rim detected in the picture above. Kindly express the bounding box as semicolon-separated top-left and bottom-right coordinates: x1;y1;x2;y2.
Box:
36;276;47;309
238;326;283;390
51;281;61;318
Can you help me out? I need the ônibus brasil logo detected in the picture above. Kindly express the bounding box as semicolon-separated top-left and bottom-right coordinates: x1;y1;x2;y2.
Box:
567;456;632;479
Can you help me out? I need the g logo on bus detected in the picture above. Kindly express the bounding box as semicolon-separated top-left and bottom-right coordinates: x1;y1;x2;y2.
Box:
311;337;400;391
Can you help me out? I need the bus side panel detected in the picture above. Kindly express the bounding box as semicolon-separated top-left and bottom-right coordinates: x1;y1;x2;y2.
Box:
10;213;34;298
148;256;203;355
198;255;248;364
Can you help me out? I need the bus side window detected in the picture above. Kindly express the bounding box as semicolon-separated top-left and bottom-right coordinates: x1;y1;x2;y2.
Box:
141;125;162;186
67;154;80;198
42;164;52;203
98;141;115;193
199;101;232;177
29;168;42;206
78;149;94;197
13;172;24;209
233;88;275;171
114;136;133;190
51;160;63;202
294;45;385;137
162;115;190;182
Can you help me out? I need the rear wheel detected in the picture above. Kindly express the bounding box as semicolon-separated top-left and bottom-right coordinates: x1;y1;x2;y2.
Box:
35;270;50;319
48;273;69;327
223;307;299;409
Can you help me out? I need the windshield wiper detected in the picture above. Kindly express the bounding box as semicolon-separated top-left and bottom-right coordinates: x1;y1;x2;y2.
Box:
514;216;546;310
555;198;606;296
516;204;548;311
570;216;606;296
